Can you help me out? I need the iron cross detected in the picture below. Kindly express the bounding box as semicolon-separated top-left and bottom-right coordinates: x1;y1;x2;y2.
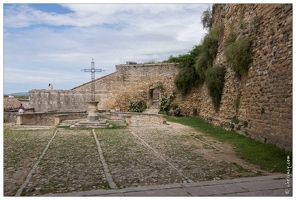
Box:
82;58;103;101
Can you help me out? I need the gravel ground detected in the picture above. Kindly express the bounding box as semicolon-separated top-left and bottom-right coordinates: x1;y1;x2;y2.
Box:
4;123;267;196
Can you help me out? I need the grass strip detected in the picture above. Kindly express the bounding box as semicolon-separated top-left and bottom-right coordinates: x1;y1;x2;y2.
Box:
167;116;291;173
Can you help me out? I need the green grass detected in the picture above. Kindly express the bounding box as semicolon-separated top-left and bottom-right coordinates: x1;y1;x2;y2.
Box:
168;116;291;173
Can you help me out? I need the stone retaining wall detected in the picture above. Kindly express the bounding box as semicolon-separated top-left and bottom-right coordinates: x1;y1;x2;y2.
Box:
4;112;18;123
16;112;87;126
99;112;167;127
13;111;166;127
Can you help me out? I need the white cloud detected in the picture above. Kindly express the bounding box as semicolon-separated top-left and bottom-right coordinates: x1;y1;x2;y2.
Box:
3;3;211;94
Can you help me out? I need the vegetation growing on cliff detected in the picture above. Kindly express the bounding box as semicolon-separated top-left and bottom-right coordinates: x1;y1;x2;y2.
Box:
225;36;252;79
164;6;225;111
165;6;253;112
205;65;226;112
168;45;202;96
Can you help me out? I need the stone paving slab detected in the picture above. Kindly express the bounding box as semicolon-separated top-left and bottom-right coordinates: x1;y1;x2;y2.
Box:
43;174;292;197
180;174;285;187
235;179;287;192
225;189;290;196
182;183;248;196
124;188;190;196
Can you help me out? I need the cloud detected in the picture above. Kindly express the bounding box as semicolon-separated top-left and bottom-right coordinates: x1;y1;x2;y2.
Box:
3;3;211;94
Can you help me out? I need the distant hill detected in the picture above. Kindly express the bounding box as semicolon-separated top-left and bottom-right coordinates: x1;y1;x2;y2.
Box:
5;92;29;97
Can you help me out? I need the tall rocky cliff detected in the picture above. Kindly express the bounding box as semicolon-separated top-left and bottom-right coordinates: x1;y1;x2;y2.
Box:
178;4;292;150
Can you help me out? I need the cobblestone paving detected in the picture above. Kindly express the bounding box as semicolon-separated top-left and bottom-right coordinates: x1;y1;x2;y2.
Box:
24;129;107;196
4;123;267;196
3;126;54;196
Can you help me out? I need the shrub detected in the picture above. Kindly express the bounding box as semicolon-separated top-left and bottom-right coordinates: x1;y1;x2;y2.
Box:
225;37;252;79
128;100;146;112
205;66;226;112
169;45;202;96
195;51;210;81
174;67;199;96
195;23;223;81
159;92;176;115
201;7;212;30
225;32;237;47
171;103;178;110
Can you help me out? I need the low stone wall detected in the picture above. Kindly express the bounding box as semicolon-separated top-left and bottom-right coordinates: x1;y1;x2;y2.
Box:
128;113;167;126
53;113;87;126
12;110;166;127
16;112;87;126
17;113;56;126
99;112;167;126
4;112;18;123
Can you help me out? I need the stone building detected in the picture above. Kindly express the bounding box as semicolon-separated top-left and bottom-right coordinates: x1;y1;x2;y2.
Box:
29;62;179;112
28;4;292;150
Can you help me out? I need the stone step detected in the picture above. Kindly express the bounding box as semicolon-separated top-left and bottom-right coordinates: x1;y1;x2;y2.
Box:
108;119;127;127
77;119;108;124
59;119;109;128
143;108;160;114
70;122;109;128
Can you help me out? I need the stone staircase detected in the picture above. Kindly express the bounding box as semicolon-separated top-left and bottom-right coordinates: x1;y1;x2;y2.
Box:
70;119;109;128
57;118;127;128
144;101;160;114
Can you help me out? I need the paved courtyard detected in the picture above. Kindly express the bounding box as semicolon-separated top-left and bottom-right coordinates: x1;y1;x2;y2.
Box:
3;122;282;196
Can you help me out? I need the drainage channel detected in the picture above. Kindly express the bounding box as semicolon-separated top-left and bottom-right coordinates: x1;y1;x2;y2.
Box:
92;129;117;189
15;129;59;196
130;131;193;183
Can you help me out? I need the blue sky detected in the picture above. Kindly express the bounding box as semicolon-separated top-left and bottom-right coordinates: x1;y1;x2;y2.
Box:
3;2;211;94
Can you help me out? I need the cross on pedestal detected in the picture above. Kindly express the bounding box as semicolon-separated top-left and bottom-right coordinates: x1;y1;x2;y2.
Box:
82;58;103;101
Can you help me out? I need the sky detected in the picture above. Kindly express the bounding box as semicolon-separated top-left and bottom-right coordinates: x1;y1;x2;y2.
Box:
2;2;212;94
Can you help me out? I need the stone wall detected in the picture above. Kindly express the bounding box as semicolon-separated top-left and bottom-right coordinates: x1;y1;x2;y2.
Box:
16;112;87;126
4;112;18;123
98;112;167;127
72;63;180;111
28;89;108;112
127;113;167;127
179;4;292;150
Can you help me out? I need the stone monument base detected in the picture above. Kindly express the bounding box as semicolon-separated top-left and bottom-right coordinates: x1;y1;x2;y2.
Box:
87;101;99;122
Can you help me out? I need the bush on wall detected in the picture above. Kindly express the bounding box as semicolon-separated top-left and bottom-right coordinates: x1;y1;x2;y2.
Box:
205;65;226;112
174;67;199;96
195;23;224;81
168;45;202;96
225;37;252;79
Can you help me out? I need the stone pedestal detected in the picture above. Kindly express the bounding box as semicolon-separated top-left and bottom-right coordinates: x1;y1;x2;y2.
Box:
87;101;99;122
